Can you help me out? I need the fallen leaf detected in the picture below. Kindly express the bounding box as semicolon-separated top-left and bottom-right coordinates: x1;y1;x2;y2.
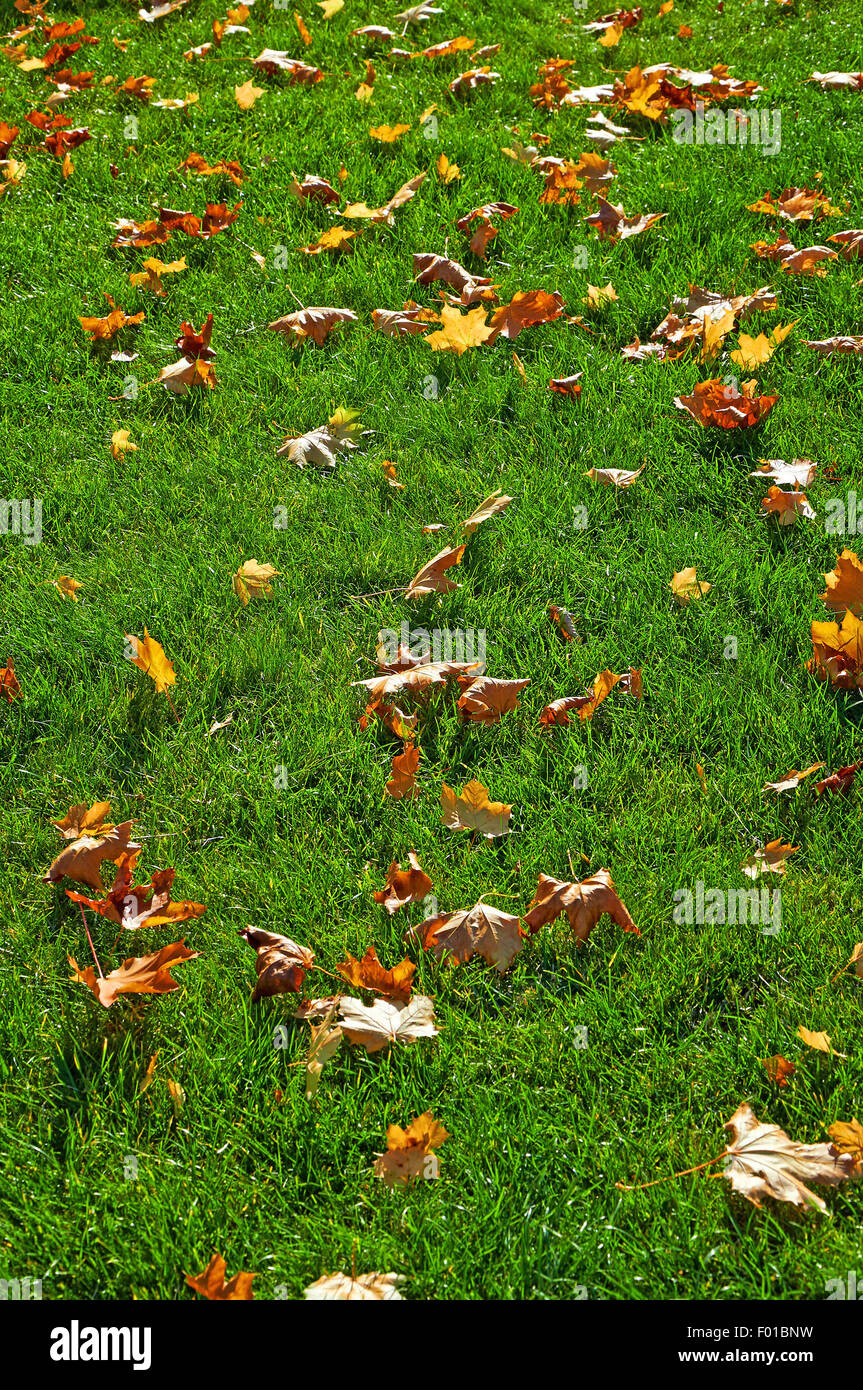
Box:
239;926;315;1001
372;852;432;914
70;939;197;1008
723;1103;855;1211
385;742;420;799
336;946;416;1000
419;902;524;972
124;629;176;693
186;1254;255;1301
523;868;639;942
741;840;798;878
373;1111;448;1185
338;993;438;1052
440;779;511;837
304;1271;404;1300
233;558;279;605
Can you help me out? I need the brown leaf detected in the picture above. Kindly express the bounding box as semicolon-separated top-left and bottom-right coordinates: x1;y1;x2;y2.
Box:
304;1270;404;1300
69;939;198;1008
186;1253;255;1301
456;675;530;724
406;543;466;599
762;1055;795;1087
440;779;511;837
52;801;114;840
239;926;315;1002
674;379;777;430
523;868;639;942
385;742;421;799
268;305;358;346
741;839;798;878
723;1103;855;1212
336;946;416;1000
372;852;432;914
488;290;565;341
373;1111;448;1186
419;902;524;972
338;993;438;1051
45;821;139;891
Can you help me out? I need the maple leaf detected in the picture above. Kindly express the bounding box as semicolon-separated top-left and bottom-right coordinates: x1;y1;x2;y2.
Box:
354;659;482;702
124;629;176;694
233;559;280;605
456;675;530;724
586;464;645;488
828;228;863;259
406;543;466;599
797;1025;846;1059
128;256;187;296
235;79;264;108
440;779;511;837
69;860;206;932
420;902;524;972
372;303;432;337
810;71;863;89
373;1112;448;1186
70;939;197;1008
44;821;139;891
827;1120;863;1174
462;490;512;533
268;305;358;346
179;152;243;186
277;408;363;467
814;762;862;796
549;374;583;398
336;946;416;1000
523;868;639;942
674;379;777;429
79;296;144;342
413;252;496;305
304;1271;405;1300
759;486;815;526
52;801;114;840
804;335;863;357
396;2;443;23
762;1055;795;1088
342;171;426;225
582;282;618;312
252;50;324;83
110;428;138;459
304;1002;342;1099
761;764;824;794
372;852;432;914
300;226;358;255
584;196;665;242
741;840;798;878
436;152;460;185
0;657;22;702
239;926;315;1002
729;321;796;370
671;566;710;604
339;993;438;1052
370;122;411;143
425;303;495;355
809;611;863;689
449;67;499;98
157;357;217;394
112;217;172;250
186;1254;255;1301
723;1103;855;1212
540;669;641;724
488;290;565;341
385;742;420;799
751;232;838;276
751;459;817;487
47;574;81;603
747;187;841;222
548;605;580;643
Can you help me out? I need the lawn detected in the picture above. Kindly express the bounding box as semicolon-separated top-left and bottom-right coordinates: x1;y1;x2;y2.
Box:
1;0;862;1302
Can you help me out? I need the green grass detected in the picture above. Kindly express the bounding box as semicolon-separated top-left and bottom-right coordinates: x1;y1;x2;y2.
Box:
1;0;863;1301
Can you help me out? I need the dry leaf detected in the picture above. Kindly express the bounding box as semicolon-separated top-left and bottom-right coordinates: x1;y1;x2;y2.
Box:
45;821;138;890
724;1103;854;1212
456;675;530;724
372;852;432;914
124;629;176;693
239;926;315;1001
523;868;639;942
373;1112;448;1186
304;1270;404;1300
741;840;798;878
186;1254;255;1301
440;779;511;837
419;902;524;972
233;558;279;605
70;939;197;1008
336;946;416;1000
406;543;466;598
385;742;420;799
338;993;438;1052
